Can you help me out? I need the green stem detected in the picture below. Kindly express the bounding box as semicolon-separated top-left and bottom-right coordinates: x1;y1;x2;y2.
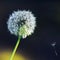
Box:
9;36;21;60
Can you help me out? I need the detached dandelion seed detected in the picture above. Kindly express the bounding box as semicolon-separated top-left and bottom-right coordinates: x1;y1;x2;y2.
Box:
51;42;58;56
7;10;36;60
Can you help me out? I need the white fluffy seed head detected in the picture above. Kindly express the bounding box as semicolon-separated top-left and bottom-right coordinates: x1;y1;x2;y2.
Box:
7;10;36;38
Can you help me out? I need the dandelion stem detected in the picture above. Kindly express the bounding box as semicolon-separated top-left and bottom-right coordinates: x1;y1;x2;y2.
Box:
9;36;21;60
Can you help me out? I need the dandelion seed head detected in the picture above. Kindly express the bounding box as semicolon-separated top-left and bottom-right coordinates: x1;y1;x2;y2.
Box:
7;10;36;38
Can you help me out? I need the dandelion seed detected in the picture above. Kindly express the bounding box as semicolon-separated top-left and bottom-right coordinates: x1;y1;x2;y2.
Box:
51;42;58;56
51;42;56;47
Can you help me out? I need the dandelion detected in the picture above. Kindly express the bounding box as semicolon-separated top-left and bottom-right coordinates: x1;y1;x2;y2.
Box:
7;10;36;60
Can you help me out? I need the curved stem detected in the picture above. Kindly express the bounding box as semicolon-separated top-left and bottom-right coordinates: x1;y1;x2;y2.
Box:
9;36;21;60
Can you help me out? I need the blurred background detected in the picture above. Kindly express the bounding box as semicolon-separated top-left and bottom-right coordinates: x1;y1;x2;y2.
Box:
0;0;60;60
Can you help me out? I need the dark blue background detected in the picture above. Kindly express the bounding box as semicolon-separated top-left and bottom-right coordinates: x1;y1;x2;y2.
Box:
0;1;60;60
